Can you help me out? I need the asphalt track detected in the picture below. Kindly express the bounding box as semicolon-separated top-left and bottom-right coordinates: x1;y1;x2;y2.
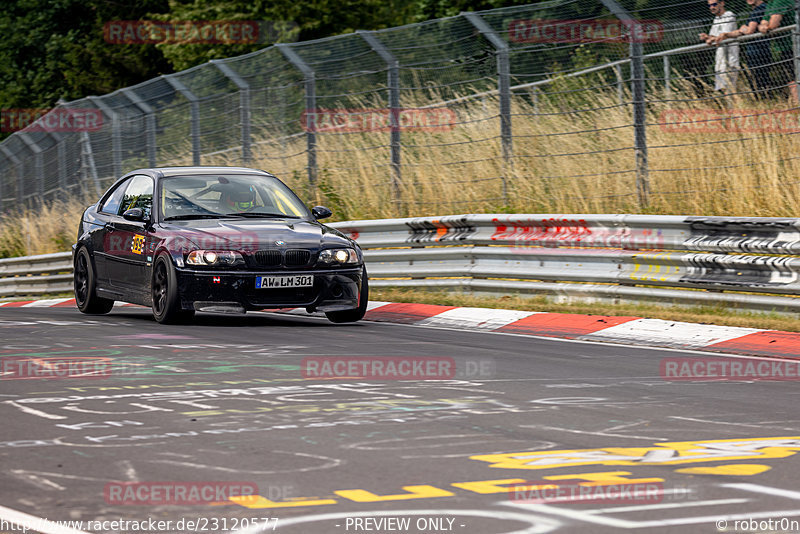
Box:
2;306;800;534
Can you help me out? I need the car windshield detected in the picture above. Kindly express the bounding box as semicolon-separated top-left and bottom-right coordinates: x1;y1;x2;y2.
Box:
159;174;310;221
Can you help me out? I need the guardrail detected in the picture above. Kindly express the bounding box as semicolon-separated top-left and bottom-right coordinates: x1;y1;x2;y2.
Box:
3;215;800;313
0;251;73;298
329;214;800;314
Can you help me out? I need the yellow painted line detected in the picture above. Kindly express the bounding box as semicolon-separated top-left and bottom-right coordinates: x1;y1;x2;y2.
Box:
229;438;794;511
230;495;336;509
335;485;453;502
450;478;528;494
543;471;663;485
675;464;772;476
470;436;800;470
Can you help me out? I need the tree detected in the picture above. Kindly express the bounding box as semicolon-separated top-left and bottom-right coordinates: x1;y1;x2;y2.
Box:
0;0;171;133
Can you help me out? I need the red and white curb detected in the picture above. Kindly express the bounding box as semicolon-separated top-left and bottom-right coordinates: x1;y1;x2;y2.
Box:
2;298;798;358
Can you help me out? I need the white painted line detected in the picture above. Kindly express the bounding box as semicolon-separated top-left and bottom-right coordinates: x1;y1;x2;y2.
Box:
21;298;73;307
2;401;67;420
723;483;800;500
502;501;800;529
502;501;639;528
232;508;560;534
0;504;91;534
589;497;749;514
416;307;538;330
579;318;760;349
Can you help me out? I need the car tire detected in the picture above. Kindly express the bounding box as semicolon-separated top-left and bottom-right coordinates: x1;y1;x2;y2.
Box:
325;266;369;324
151;253;194;324
74;247;114;315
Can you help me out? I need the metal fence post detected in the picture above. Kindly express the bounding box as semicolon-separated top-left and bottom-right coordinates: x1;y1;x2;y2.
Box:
0;146;22;206
211;60;252;165
614;63;624;104
631;38;650;208
45;132;68;199
794;0;800;91
57;139;67;196
0;157;4;209
121;88;157;167
163;75;201;165
600;0;649;208
0;153;9;209
663;55;671;100
79;132;102;197
18;134;44;203
358;30;402;207
464;12;512;202
88;97;122;178
278;44;318;190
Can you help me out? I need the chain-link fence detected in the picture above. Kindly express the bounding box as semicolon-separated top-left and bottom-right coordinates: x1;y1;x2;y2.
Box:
1;0;799;219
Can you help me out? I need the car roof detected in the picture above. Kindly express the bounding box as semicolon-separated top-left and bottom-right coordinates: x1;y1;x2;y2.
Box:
127;167;275;178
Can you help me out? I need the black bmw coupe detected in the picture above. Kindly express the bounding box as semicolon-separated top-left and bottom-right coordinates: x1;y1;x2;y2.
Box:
73;167;368;324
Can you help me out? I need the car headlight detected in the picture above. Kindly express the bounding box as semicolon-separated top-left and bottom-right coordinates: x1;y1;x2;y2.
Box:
318;248;359;265
186;250;244;266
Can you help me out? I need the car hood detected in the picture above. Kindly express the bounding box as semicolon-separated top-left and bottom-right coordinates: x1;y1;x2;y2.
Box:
160;218;352;252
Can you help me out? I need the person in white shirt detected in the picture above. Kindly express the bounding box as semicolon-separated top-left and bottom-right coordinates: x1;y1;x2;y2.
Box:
699;0;740;92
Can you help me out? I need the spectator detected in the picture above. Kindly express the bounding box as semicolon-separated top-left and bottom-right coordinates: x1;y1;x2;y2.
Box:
699;0;739;93
758;0;797;100
713;0;770;98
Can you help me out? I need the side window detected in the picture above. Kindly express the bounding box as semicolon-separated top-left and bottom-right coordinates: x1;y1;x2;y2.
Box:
99;178;132;215
119;175;154;219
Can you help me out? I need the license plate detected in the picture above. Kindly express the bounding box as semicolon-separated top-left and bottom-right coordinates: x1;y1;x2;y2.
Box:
256;275;314;289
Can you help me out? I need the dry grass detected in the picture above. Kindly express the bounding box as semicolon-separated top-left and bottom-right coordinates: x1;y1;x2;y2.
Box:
4;80;799;246
0;196;90;258
4;80;797;331
229;80;800;221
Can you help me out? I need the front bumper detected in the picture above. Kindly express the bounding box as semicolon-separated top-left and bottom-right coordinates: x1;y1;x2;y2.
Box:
175;267;363;312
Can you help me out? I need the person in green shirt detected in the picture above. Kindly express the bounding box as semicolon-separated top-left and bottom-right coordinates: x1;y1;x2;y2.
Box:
758;0;797;99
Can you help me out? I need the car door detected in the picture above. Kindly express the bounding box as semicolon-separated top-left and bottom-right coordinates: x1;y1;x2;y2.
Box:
104;175;154;292
92;176;133;288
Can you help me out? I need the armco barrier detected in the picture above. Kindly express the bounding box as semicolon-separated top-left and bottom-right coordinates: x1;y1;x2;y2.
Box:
328;214;800;313
2;215;800;313
0;251;73;298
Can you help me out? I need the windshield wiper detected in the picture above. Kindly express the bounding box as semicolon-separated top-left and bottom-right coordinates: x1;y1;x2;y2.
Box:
225;212;302;219
163;214;240;221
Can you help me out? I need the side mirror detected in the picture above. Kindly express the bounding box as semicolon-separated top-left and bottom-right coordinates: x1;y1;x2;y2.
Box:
122;208;145;222
312;206;332;220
